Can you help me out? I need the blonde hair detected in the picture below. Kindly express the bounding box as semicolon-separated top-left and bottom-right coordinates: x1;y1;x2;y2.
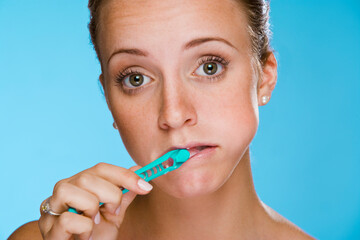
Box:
88;0;273;69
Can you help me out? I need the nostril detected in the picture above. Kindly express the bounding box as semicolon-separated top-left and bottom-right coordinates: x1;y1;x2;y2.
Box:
158;97;197;130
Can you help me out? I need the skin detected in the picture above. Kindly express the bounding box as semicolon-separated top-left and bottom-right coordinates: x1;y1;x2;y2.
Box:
9;0;316;239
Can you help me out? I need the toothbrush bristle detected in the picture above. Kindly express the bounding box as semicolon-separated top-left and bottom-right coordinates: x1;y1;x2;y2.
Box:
162;157;174;169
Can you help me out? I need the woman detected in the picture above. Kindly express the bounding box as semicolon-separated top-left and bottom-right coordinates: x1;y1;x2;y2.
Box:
10;0;315;239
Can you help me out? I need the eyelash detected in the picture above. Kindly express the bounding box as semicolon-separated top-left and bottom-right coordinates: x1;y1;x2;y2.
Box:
195;55;229;81
114;55;230;94
115;69;145;95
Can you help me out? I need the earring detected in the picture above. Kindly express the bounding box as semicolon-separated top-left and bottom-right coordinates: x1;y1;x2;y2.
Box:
261;95;270;104
113;122;118;129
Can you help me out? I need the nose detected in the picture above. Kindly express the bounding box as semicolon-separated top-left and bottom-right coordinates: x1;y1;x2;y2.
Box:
158;80;197;130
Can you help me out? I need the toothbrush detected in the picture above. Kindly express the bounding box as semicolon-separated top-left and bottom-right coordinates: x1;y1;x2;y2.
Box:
68;148;190;214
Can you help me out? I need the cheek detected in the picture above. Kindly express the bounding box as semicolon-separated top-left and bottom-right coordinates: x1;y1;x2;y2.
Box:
110;94;156;164
200;74;259;153
215;98;258;154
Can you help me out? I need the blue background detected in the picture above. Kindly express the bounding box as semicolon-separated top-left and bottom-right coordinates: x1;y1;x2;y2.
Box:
1;0;359;239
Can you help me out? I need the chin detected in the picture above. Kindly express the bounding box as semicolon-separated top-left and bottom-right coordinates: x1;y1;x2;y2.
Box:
154;170;221;199
164;186;216;199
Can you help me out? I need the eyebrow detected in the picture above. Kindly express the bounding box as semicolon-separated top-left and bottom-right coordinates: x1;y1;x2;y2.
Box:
184;37;238;51
107;48;149;64
107;37;237;64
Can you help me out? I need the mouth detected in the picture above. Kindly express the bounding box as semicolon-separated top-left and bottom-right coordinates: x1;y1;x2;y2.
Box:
148;144;217;176
186;145;216;159
144;144;217;178
161;143;218;160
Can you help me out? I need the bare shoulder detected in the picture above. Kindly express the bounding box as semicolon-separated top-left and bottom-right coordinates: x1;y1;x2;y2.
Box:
8;221;42;240
261;202;317;240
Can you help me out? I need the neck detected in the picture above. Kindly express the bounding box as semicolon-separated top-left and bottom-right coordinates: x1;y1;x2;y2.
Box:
121;149;268;239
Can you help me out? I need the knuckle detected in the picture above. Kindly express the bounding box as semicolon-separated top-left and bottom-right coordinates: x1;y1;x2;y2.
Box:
119;169;143;192
53;182;70;199
53;179;67;193
88;197;100;211
123;169;138;180
113;188;123;204
93;162;108;173
79;194;99;214
76;173;92;187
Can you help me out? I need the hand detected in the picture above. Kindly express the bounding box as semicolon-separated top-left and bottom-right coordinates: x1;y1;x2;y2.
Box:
38;163;153;239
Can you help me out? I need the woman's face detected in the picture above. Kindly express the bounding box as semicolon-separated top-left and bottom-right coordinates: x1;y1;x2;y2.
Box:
99;0;261;198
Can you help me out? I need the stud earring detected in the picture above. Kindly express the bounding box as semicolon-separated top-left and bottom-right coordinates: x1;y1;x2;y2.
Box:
113;122;118;129
261;96;270;105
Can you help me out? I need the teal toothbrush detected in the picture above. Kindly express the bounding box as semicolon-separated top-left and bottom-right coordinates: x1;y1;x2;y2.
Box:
68;149;190;214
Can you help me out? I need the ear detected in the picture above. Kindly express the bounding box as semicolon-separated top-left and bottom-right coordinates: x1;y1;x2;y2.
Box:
99;73;105;92
99;73;111;110
100;74;118;129
257;52;278;106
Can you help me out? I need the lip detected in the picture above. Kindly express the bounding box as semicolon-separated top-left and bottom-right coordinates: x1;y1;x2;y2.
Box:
160;142;218;159
181;145;217;167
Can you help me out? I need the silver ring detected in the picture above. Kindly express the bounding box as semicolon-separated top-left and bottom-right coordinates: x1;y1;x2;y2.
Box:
41;197;62;216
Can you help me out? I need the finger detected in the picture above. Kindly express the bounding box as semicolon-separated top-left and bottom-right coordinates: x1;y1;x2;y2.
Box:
103;166;143;215
100;166;141;216
119;165;148;211
129;165;143;172
118;190;138;216
68;172;123;215
44;212;93;240
87;163;153;194
100;166;142;227
39;209;56;238
39;198;54;236
51;181;100;218
117;166;141;213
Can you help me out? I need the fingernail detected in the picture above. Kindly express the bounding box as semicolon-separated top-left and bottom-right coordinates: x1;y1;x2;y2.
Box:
137;179;153;191
94;211;100;224
89;235;93;240
115;206;121;215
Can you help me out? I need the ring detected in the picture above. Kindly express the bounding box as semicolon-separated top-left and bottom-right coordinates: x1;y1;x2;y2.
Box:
41;197;62;216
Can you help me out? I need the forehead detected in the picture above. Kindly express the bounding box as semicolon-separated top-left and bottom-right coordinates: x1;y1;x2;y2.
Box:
98;0;250;64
